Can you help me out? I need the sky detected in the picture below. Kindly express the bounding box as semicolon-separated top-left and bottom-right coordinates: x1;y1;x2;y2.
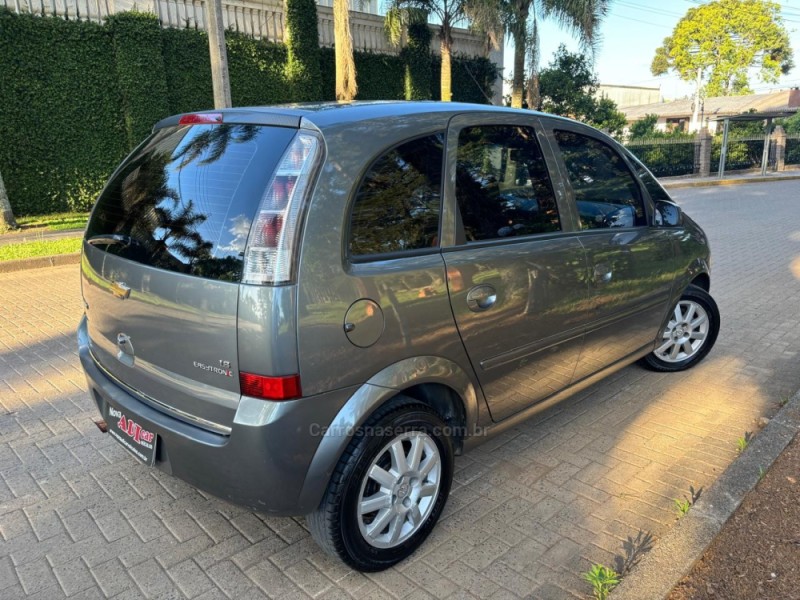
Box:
501;0;800;101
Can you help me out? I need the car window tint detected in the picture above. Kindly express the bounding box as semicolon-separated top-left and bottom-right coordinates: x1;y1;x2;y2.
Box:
86;124;296;282
554;130;647;229
455;125;560;242
349;133;444;257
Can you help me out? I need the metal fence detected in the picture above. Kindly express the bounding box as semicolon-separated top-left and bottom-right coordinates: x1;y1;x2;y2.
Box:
625;137;699;177
786;135;800;166
711;135;770;172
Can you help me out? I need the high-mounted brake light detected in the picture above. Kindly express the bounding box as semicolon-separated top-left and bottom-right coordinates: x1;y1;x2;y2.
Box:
240;372;302;401
178;113;223;125
242;133;320;285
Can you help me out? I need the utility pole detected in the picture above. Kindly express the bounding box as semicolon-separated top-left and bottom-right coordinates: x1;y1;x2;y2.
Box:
206;0;232;109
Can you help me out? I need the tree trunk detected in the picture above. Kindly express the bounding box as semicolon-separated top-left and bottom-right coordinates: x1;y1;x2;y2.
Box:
440;27;452;102
510;21;526;108
0;170;18;231
526;72;540;110
334;0;357;101
690;68;702;133
205;0;231;108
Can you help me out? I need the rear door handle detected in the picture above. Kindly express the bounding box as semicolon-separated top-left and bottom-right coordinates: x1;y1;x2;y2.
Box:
466;285;497;312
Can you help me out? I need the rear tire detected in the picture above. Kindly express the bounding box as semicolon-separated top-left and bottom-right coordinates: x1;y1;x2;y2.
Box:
640;285;720;372
307;398;453;571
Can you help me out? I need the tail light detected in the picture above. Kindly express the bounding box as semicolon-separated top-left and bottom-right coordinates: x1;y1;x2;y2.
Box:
242;133;320;285
240;372;302;401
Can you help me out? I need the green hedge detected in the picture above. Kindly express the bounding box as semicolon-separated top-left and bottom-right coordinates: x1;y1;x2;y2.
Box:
0;9;496;216
284;0;322;101
107;12;171;148
433;54;498;104
161;28;214;113
0;9;129;214
402;19;433;100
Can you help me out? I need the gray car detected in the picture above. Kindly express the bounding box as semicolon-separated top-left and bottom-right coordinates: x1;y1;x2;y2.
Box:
77;102;719;571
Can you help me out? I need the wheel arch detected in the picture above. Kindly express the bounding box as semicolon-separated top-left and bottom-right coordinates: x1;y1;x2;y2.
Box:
296;356;479;513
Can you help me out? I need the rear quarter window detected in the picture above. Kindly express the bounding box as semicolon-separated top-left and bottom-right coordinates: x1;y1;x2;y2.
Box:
348;133;444;258
86;124;297;281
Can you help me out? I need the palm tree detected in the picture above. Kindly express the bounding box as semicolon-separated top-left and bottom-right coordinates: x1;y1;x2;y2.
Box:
386;0;472;102
334;0;358;100
505;0;611;109
0;170;18;231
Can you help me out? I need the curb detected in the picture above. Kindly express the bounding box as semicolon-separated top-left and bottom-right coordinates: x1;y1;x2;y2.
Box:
612;390;800;600
661;174;800;189
0;252;81;274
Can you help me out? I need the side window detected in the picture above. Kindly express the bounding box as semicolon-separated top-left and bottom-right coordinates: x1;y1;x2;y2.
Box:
455;125;560;242
349;133;444;257
554;130;647;229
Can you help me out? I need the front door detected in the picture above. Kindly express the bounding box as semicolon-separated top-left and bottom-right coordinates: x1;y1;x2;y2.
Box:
442;115;590;422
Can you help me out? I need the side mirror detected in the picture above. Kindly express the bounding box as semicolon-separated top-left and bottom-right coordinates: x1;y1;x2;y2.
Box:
654;200;683;227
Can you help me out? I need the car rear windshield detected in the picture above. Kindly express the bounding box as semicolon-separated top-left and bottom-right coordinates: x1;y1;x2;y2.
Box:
86;123;297;282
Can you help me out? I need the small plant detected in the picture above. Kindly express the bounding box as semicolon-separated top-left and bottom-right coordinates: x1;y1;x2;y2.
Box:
737;432;753;454
779;394;790;408
583;563;620;600
672;485;702;518
759;466;766;481
673;497;691;516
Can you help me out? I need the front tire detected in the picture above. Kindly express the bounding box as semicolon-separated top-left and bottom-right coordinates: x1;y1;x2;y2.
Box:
307;399;454;571
641;284;720;372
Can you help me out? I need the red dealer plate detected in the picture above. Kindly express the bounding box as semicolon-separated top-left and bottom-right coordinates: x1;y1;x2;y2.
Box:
106;403;158;466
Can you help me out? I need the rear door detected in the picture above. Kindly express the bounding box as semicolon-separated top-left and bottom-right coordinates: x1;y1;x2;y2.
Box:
545;124;677;380
82;122;297;432
442;114;590;422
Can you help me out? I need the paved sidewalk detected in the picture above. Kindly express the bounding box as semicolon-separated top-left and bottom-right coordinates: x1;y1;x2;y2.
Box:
1;180;799;599
0;229;84;247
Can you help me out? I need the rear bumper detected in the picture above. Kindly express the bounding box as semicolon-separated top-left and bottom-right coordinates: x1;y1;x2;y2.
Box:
77;316;354;515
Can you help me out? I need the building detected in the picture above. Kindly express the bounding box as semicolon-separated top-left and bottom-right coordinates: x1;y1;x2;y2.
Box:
597;84;661;108
621;89;800;134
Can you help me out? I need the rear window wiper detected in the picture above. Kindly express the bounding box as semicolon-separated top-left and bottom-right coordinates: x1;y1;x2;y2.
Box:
87;234;133;248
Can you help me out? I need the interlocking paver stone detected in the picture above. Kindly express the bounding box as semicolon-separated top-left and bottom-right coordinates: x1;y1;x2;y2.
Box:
2;180;800;598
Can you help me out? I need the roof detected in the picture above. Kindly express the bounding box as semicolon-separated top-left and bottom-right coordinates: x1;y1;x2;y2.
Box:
154;101;576;131
621;90;799;121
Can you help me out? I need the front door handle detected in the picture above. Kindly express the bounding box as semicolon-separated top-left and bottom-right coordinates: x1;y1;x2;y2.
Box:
593;263;613;284
466;285;497;312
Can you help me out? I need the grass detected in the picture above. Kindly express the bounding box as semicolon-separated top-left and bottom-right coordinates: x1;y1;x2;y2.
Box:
11;212;89;233
0;238;82;261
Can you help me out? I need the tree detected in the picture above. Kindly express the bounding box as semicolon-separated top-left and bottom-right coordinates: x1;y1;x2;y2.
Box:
503;0;611;109
538;45;597;117
537;46;627;137
781;111;800;135
0;169;18;231
334;0;357;100
591;97;627;138
651;0;793;131
628;114;660;139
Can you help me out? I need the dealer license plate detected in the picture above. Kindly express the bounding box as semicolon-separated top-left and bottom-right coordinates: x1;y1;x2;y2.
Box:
106;404;158;466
